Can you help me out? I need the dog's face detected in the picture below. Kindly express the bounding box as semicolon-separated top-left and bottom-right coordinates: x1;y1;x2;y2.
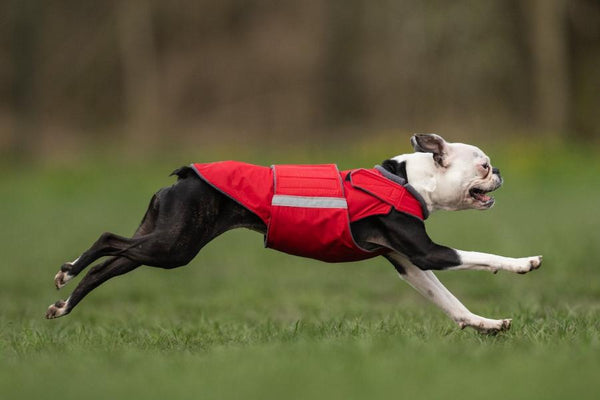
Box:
393;134;503;212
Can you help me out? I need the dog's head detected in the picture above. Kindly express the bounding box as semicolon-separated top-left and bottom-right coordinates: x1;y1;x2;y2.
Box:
388;134;503;212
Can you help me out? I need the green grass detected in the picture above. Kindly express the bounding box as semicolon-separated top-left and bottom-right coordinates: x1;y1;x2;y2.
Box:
1;142;600;399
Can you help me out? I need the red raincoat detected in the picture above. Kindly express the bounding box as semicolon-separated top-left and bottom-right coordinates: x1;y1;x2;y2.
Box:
191;161;426;263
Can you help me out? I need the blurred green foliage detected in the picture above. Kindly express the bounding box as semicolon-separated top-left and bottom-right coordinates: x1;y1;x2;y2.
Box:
1;0;600;158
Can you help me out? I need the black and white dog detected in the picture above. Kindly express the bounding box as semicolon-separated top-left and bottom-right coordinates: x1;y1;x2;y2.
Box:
46;134;541;333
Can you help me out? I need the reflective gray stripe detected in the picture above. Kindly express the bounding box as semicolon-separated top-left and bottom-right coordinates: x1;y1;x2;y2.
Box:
272;195;347;209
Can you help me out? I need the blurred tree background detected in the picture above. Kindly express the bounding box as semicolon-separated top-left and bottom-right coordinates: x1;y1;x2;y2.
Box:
1;0;599;159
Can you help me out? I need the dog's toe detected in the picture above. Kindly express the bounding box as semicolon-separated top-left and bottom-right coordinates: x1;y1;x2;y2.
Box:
459;316;512;335
54;269;73;290
526;256;542;272
515;256;543;274
45;300;69;319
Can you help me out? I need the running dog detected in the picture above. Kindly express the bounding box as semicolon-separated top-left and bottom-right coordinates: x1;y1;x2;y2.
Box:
46;134;542;333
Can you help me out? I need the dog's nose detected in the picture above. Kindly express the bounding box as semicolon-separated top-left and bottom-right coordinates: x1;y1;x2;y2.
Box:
492;167;503;184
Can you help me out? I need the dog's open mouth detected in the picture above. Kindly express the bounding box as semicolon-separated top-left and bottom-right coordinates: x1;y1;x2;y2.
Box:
469;187;496;206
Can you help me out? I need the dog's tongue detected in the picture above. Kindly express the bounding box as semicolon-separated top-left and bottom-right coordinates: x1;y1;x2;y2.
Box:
474;192;491;202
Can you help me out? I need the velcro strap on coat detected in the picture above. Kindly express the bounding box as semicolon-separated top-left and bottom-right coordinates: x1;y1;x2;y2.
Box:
349;169;424;220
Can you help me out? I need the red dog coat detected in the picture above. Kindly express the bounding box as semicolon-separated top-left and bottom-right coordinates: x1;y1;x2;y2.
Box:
191;161;426;263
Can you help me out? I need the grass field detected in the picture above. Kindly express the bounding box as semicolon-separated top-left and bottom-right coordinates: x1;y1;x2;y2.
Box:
1;141;599;399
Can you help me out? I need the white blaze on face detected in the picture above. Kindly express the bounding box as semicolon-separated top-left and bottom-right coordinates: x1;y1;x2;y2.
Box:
439;144;498;210
394;141;499;212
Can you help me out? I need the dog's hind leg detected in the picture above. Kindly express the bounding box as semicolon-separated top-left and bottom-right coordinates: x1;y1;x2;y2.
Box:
46;256;140;319
54;232;153;289
47;224;200;318
47;169;266;318
54;193;161;289
53;234;125;289
385;253;512;334
47;222;232;319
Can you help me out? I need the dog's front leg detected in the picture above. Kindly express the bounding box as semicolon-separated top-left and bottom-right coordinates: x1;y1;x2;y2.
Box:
449;251;542;274
368;212;542;275
385;253;512;334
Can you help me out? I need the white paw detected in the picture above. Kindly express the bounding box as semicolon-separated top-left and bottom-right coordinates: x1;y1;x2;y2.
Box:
513;255;543;274
54;259;78;289
45;299;69;319
458;317;512;334
54;269;73;290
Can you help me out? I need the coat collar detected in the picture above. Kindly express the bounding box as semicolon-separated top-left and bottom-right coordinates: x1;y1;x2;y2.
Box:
374;163;430;220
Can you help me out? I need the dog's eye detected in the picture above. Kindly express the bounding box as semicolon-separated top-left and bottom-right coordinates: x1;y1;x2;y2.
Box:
482;163;489;170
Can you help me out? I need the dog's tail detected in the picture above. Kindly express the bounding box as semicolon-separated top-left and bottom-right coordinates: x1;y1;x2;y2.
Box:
170;166;196;180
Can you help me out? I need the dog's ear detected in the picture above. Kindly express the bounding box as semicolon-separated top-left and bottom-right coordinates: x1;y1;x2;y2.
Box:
410;133;449;167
